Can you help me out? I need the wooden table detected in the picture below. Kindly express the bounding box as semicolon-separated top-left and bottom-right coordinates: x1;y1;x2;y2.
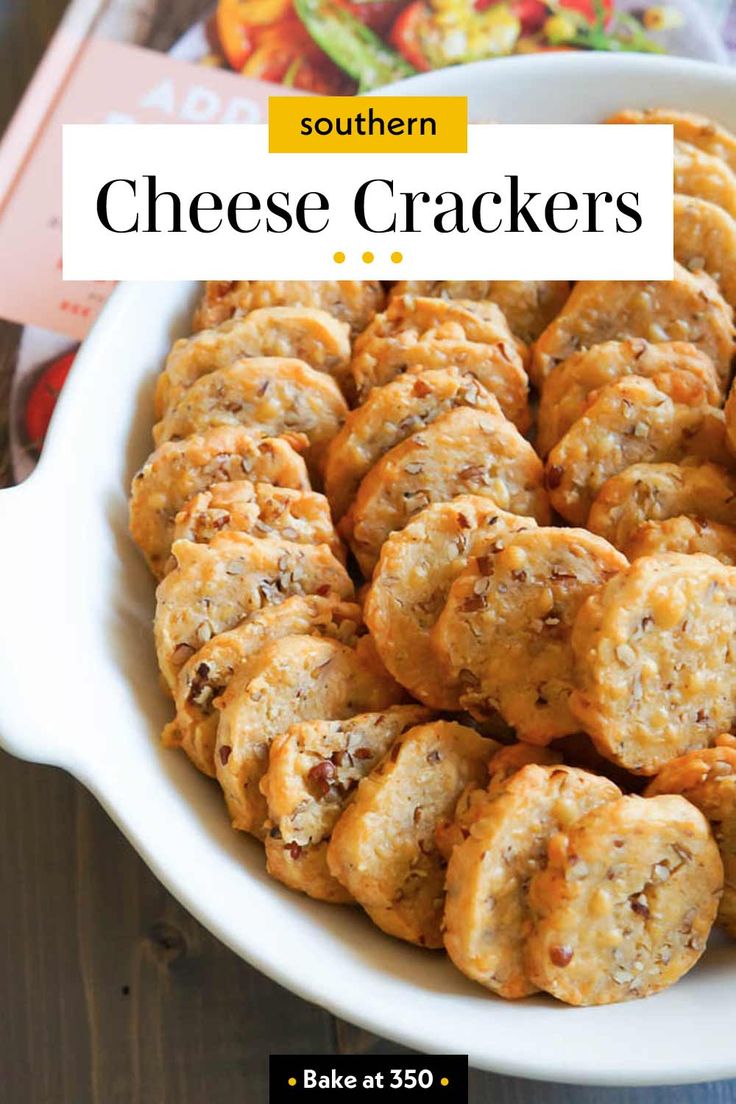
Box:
1;4;736;1101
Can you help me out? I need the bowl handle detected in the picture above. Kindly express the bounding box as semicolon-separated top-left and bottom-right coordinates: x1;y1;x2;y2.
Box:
0;474;75;767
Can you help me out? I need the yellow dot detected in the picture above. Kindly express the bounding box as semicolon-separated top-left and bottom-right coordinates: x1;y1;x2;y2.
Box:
362;251;374;264
288;1078;297;1087
391;251;403;264
333;251;345;264
441;1078;449;1086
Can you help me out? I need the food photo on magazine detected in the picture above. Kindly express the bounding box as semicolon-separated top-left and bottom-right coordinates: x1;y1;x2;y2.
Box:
2;0;736;1101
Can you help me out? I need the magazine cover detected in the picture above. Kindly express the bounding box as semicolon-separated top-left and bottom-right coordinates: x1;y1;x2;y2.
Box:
2;0;736;1099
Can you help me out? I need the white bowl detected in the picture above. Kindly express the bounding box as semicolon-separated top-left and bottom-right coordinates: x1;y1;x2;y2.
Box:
2;53;736;1087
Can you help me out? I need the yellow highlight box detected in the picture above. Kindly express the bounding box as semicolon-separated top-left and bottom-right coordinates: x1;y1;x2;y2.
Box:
269;96;467;153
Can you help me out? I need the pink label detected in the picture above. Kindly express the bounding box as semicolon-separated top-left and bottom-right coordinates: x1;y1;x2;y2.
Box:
0;38;300;340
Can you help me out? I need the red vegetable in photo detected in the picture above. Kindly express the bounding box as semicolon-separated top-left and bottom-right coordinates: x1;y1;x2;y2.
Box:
24;350;75;452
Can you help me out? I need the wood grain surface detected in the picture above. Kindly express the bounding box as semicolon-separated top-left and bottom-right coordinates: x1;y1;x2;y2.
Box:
1;3;736;1101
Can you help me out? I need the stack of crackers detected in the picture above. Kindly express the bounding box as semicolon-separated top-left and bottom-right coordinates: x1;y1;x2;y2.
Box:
129;108;736;1007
